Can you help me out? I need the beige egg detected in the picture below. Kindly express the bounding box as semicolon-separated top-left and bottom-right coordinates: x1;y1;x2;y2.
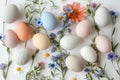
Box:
65;55;84;72
32;33;50;50
75;19;93;39
95;35;112;53
4;29;19;48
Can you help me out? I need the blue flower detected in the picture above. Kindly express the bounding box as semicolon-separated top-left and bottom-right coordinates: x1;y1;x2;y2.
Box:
109;10;118;17
48;62;57;69
0;63;6;70
64;7;73;13
68;19;74;25
50;33;56;39
94;69;104;78
60;12;66;17
84;68;90;73
108;52;117;61
0;33;5;40
51;47;57;53
35;18;42;26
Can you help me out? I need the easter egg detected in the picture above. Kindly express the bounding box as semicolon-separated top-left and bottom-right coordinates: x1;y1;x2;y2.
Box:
4;29;19;48
94;6;111;27
32;33;50;50
4;4;20;23
65;55;84;72
16;22;33;41
80;46;97;63
41;12;58;30
14;48;33;65
76;19;93;39
60;35;80;50
95;35;112;53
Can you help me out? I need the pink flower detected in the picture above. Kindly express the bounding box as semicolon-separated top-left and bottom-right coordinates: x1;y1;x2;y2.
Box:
38;62;45;69
91;3;97;8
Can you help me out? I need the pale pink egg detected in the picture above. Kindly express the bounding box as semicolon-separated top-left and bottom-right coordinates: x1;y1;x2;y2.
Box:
95;35;112;53
4;29;20;48
75;19;93;39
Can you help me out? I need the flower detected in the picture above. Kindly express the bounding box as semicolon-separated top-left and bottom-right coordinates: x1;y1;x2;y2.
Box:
35;18;42;26
44;52;50;58
57;31;62;35
38;62;45;69
51;47;57;53
51;55;60;61
0;33;5;40
84;68;90;73
50;33;56;39
109;10;118;17
94;69;104;78
71;77;77;80
48;62;57;69
108;52;118;61
16;66;21;72
57;16;63;21
0;63;6;70
91;3;97;8
63;2;86;23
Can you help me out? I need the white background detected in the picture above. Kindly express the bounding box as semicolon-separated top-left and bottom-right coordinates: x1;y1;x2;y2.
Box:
0;0;120;80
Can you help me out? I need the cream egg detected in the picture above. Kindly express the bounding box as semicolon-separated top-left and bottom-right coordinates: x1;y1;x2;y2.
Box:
32;33;50;50
65;55;84;72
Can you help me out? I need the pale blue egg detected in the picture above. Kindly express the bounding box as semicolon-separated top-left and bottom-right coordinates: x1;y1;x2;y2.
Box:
41;12;58;30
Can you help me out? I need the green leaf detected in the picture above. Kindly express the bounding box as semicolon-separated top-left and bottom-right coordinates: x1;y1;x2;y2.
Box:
112;27;116;36
50;71;54;77
95;4;101;11
7;48;10;54
8;60;12;67
25;12;29;19
87;9;91;15
94;25;100;33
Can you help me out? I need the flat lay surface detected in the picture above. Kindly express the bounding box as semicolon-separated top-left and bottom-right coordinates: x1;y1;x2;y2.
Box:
0;0;120;80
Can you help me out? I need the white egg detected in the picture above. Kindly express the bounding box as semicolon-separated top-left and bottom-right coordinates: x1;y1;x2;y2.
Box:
94;6;111;27
80;46;97;63
60;35;80;50
4;4;19;23
65;55;84;72
14;48;32;65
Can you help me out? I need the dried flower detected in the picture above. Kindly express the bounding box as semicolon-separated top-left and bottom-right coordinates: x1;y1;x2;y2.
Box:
38;62;45;69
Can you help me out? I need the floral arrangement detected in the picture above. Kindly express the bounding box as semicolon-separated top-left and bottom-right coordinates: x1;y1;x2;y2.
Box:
0;0;120;80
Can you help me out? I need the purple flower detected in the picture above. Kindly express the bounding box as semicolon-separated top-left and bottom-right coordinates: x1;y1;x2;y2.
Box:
64;7;73;13
35;18;42;26
68;19;74;25
109;10;117;17
94;73;100;78
0;63;6;70
84;68;90;73
0;33;5;40
51;56;58;62
108;52;117;61
48;62;57;69
94;69;104;78
50;33;56;39
51;47;57;53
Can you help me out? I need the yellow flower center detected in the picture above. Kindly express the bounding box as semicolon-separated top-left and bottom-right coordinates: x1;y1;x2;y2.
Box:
72;77;77;80
16;67;21;72
44;53;50;58
57;16;63;21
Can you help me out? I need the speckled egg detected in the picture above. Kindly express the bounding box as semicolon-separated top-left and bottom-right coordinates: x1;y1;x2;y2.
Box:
95;35;112;53
4;4;19;23
32;33;50;50
94;6;111;27
14;48;32;65
60;35;80;50
16;22;33;41
75;19;93;39
80;46;97;63
41;12;58;30
4;29;19;48
65;55;84;72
